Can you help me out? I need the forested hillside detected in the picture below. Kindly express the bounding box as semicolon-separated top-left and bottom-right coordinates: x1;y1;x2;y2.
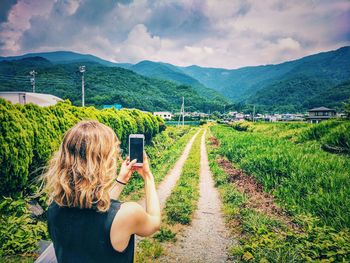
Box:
1;47;349;113
0;57;227;112
181;47;350;97
121;60;227;101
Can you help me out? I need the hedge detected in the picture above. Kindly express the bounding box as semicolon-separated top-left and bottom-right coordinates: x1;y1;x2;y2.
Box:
0;99;165;196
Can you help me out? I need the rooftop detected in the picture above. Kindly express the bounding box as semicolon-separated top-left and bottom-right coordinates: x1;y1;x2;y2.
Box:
308;106;336;112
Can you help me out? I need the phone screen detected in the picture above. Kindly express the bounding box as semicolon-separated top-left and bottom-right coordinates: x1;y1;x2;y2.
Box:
130;137;144;164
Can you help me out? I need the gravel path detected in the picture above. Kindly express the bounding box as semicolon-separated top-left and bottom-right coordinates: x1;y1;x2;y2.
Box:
138;130;200;209
159;130;232;263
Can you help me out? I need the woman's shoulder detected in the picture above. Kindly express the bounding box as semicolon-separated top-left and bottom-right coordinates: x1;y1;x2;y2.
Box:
116;201;145;222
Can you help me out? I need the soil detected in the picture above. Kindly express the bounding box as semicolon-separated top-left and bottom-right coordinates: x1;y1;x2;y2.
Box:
208;136;220;148
159;131;233;263
216;157;299;230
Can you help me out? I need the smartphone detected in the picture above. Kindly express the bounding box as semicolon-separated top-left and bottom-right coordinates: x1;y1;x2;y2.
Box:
129;134;144;166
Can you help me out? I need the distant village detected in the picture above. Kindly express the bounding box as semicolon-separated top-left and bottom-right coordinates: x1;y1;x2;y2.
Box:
154;106;346;124
0;91;346;124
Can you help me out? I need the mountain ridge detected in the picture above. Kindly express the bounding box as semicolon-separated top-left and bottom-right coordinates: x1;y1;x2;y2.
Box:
0;57;227;112
1;46;349;112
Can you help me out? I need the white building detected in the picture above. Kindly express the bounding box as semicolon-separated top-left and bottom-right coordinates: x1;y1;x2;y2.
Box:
153;111;173;120
0;92;62;107
235;113;245;121
228;111;238;116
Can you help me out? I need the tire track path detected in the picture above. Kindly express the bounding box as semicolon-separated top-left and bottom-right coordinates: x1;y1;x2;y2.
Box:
160;130;232;262
138;130;200;209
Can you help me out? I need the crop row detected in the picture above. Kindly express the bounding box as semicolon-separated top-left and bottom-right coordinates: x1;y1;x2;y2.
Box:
211;125;350;229
206;128;350;262
230;120;350;153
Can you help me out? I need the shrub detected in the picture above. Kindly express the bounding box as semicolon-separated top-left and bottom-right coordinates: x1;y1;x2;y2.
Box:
0;99;164;196
0;197;48;257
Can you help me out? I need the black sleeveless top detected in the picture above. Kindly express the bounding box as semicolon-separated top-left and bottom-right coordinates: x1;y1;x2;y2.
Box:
47;199;135;263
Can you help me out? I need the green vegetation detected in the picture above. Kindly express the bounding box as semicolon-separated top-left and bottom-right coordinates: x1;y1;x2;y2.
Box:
0;197;48;259
211;124;350;229
135;239;163;262
345;98;350;118
2;47;349;113
0;98;163;197
0;57;226;112
206;127;350;262
231;120;350;154
182;46;350;112
127;60;228;103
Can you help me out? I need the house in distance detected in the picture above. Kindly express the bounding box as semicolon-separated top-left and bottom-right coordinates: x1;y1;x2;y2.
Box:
153;111;173;120
306;106;336;123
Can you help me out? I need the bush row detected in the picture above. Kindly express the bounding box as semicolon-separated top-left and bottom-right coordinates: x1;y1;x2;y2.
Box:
0;98;165;196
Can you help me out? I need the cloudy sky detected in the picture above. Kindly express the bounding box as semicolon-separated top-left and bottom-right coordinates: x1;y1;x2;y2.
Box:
0;0;349;69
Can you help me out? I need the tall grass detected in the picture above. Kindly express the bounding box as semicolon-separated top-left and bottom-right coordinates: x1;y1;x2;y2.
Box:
207;127;350;262
211;125;350;229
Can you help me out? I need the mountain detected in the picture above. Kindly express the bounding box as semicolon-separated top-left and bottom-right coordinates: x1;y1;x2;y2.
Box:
128;60;227;101
0;51;120;67
1;47;349;112
181;46;350;101
0;57;226;112
179;46;350;112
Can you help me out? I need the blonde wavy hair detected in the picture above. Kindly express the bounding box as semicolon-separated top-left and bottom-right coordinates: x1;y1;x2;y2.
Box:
43;120;120;212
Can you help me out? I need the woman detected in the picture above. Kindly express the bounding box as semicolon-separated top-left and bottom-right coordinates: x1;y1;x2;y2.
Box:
43;120;161;262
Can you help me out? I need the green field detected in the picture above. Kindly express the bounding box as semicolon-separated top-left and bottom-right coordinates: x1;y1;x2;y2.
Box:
207;120;350;262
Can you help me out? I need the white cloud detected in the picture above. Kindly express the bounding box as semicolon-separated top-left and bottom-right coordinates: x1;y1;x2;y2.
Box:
0;0;349;68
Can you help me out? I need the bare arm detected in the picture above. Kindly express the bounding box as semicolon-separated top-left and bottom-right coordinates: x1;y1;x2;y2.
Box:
111;153;161;252
109;156;136;200
132;153;161;235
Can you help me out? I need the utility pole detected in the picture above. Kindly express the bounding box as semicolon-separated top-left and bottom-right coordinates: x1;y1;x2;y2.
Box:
79;65;86;107
253;105;255;122
29;70;37;93
183;97;185;126
177;96;185;127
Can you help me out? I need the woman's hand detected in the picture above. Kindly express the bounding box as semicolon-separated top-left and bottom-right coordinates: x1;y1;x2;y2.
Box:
133;152;152;180
117;156;137;184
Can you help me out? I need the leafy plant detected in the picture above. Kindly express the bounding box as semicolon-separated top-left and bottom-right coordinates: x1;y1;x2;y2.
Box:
153;227;176;242
0;197;48;257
